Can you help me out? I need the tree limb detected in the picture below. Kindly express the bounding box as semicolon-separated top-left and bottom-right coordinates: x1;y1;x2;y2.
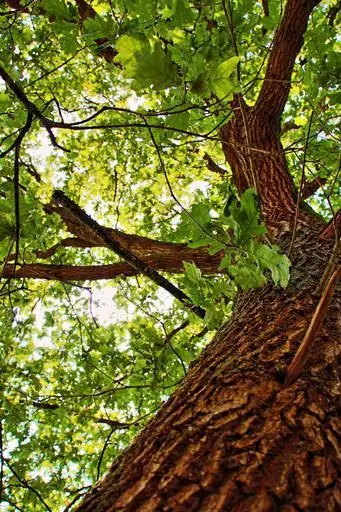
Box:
254;0;321;126
203;153;227;175
2;250;222;281
301;177;327;200
0;66;64;150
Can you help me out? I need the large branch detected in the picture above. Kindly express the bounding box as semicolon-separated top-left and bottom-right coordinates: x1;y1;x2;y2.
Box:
220;1;325;236
2;193;223;280
2;248;223;281
254;0;321;126
43;202;218;264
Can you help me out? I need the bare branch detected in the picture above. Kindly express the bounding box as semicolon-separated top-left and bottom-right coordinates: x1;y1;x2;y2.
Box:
280;122;299;135
203;153;227;175
0;66;66;151
52;190;206;319
4;459;52;512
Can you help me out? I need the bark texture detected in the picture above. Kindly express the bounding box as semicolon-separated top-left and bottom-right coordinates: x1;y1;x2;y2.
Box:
77;230;340;512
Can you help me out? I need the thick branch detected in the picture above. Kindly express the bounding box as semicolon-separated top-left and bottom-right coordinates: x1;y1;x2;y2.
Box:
220;1;325;236
43;203;221;265
254;0;321;125
2;251;222;281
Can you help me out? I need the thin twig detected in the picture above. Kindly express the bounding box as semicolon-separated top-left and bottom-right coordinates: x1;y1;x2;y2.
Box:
0;112;32;293
315;239;340;296
63;486;91;512
164;319;190;376
143;118;231;250
0;66;67;151
24;47;86;89
222;0;240;81
96;427;115;480
4;459;52;511
288;109;314;257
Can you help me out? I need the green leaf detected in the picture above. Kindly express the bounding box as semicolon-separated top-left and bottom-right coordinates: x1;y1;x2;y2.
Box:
166;111;190;130
218;252;231;270
41;0;69;19
210;56;239;98
251;241;291;288
0;92;10;106
228;264;267;290
115;35;143;66
183;261;202;284
133;43;180;91
224;188;267;243
116;37;180;90
0;217;15;241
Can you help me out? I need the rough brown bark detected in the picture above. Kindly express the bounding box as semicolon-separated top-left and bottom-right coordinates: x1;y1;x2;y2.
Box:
74;1;341;510
76;230;340;512
2;249;222;281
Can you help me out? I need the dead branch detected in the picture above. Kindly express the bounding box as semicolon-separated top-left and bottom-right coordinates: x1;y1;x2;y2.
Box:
53;190;206;318
280;122;299;135
203;153;227;175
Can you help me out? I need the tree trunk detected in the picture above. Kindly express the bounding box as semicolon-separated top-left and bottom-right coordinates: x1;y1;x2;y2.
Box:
76;1;341;509
77;228;340;511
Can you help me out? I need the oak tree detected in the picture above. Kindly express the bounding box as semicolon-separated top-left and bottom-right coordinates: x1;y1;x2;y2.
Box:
0;0;340;510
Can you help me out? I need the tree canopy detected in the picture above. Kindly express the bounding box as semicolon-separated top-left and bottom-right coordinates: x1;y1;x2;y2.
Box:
0;0;339;510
